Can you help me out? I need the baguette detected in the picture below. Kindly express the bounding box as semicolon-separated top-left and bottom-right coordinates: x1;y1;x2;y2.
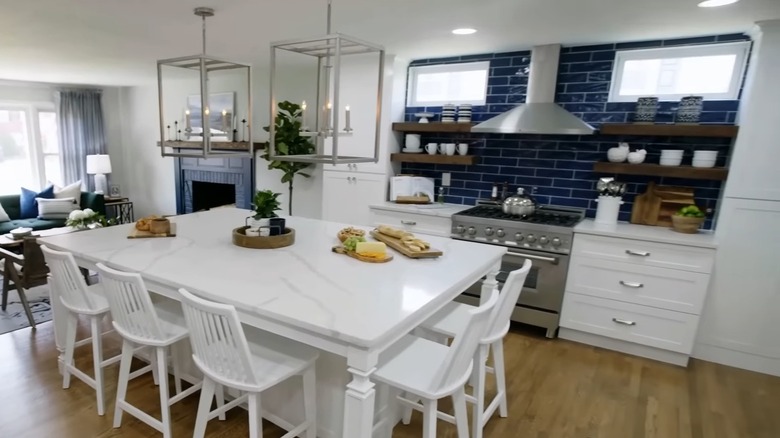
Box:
377;225;407;239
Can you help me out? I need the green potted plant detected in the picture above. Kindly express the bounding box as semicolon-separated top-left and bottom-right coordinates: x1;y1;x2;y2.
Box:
671;205;706;234
262;101;316;216
249;190;283;236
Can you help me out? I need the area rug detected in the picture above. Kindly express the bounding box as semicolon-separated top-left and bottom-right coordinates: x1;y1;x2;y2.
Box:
0;274;52;334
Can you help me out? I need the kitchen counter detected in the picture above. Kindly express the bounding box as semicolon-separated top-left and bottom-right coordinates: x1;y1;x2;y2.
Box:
369;201;468;218
574;219;717;249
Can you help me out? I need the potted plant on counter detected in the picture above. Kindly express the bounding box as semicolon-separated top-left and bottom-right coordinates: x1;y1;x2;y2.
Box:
671;205;706;234
249;190;283;236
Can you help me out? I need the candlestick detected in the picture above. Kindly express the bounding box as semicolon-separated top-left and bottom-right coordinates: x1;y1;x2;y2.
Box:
241;119;247;142
345;105;352;132
166;125;171;142
185;110;191;131
174;121;179;141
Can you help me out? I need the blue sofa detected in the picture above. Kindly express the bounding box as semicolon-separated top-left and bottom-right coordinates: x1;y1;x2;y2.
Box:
0;192;105;234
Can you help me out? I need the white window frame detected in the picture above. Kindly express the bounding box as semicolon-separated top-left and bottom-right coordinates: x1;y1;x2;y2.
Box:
407;61;490;107
0;101;59;191
608;41;751;102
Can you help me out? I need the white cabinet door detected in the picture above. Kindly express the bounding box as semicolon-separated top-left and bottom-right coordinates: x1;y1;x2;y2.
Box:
697;198;780;368
725;22;780;201
322;172;386;226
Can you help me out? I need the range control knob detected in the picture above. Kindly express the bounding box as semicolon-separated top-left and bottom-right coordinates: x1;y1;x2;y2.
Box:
467;226;477;236
455;225;465;234
515;232;524;241
485;227;494;236
526;234;537;243
539;236;550;245
496;229;506;238
552;237;562;247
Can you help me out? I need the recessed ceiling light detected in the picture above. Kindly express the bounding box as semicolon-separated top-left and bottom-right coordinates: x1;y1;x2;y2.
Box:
452;28;477;35
698;0;739;7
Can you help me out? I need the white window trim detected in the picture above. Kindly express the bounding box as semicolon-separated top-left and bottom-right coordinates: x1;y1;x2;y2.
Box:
0;101;58;190
608;41;751;102
407;61;490;107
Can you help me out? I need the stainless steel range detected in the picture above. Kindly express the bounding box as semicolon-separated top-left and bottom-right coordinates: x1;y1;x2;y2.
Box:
451;202;585;338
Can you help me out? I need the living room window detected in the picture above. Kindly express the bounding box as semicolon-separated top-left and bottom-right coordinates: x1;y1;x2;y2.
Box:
0;105;61;195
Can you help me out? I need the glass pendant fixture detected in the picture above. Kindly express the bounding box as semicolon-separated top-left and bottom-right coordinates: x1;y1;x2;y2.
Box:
268;0;385;165
157;7;253;159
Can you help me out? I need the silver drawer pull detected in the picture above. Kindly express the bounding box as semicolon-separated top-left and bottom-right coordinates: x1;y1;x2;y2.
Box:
612;318;636;326
626;250;650;257
401;220;417;226
619;280;644;288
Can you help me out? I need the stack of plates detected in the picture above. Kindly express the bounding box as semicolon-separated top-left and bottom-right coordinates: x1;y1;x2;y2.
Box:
442;104;456;123
457;104;472;123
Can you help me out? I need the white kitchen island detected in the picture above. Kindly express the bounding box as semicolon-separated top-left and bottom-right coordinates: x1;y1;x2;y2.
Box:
40;208;505;438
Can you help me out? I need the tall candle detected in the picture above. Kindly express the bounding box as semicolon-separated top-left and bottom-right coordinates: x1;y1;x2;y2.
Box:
326;102;332;131
221;109;227;133
345;105;352;131
185;110;191;131
301;101;307;130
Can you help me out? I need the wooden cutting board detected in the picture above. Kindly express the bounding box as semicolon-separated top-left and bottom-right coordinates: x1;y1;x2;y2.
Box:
128;223;177;239
630;182;661;225
332;246;393;263
631;182;696;226
370;230;443;259
394;195;431;205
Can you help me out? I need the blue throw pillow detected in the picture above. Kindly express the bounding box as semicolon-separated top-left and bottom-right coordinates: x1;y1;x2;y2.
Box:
20;185;54;218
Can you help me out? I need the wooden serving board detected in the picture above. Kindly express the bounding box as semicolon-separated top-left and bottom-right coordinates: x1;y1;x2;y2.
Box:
394;195;431;205
370;230;443;259
128;223;177;239
332;246;393;263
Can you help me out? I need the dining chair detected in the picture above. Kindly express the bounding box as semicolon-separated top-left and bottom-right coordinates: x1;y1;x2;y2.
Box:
1;236;49;328
372;287;500;438
40;244;119;416
178;288;319;438
96;263;201;438
414;259;532;438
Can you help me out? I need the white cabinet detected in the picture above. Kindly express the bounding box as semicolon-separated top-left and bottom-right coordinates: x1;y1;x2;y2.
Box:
725;22;780;201
322;171;386;226
369;209;452;237
694;198;780;376
561;232;716;366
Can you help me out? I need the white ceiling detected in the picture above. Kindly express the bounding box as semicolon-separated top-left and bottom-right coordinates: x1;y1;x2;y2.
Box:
0;0;778;86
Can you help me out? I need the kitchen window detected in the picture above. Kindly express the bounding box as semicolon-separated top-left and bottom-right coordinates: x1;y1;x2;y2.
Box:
407;61;490;106
608;42;750;102
0;105;61;195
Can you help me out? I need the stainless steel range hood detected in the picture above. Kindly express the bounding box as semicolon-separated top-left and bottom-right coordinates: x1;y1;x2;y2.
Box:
472;44;595;135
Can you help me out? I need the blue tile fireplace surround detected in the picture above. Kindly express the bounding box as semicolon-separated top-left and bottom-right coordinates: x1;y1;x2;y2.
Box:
401;34;750;229
174;156;254;215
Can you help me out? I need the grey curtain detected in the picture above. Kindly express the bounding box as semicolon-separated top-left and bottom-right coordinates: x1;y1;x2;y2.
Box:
57;89;106;191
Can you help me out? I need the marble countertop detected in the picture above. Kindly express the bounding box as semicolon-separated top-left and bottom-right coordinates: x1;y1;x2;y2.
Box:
574;219;718;249
369;202;469;218
40;208;505;348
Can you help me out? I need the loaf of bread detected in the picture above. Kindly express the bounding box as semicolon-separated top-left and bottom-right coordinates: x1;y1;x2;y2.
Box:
135;215;161;231
377;225;408;239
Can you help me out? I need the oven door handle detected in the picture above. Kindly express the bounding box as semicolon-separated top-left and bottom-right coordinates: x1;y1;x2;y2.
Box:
504;251;559;265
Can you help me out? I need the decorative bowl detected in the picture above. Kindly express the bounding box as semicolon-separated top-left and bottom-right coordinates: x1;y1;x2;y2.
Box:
671;215;705;234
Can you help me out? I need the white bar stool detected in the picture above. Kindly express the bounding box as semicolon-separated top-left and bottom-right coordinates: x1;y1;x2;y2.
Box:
372;288;500;438
415;259;532;438
178;288;319;438
41;245;120;416
96;263;202;438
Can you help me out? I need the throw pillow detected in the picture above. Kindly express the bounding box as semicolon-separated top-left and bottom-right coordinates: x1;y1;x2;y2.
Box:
37;197;78;220
52;180;82;208
0;202;9;222
20;185;54;219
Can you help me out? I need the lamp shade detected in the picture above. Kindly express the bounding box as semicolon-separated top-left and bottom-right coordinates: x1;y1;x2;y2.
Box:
86;154;112;174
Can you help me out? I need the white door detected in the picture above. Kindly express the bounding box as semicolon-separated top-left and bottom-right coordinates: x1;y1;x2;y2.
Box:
725;22;780;201
322;171;386;226
695;198;780;375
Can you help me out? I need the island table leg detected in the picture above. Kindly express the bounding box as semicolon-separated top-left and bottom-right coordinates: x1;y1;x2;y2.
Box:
342;353;378;438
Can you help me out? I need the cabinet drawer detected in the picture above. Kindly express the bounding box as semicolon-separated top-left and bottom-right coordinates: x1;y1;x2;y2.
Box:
369;209;451;237
573;234;715;273
560;293;699;354
567;258;709;314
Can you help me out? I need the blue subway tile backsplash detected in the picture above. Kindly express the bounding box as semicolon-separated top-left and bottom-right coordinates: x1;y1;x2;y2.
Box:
403;34;750;230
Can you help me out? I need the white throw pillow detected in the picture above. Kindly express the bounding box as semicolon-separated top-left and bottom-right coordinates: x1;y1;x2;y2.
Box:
0;202;9;222
52;180;82;208
37;197;78;220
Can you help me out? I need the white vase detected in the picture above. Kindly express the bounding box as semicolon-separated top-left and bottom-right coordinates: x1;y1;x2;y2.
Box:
627;149;647;164
250;218;271;229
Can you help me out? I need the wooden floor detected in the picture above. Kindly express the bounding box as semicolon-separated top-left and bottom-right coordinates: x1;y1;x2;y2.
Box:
1;321;779;438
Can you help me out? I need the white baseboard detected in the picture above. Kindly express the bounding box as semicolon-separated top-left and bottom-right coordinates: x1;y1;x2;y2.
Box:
693;343;780;377
559;328;690;367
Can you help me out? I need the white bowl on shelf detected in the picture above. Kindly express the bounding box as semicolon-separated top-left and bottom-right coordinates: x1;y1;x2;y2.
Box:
660;149;684;157
660;156;683;166
692;159;717;168
693;150;718;160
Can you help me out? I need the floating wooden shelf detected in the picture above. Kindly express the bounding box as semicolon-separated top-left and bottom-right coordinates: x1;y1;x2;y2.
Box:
157;141;266;150
599;124;739;138
593;162;729;181
392;122;474;133
390;153;478;165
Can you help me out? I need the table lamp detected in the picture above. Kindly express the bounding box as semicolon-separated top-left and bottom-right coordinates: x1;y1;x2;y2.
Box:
86;154;112;195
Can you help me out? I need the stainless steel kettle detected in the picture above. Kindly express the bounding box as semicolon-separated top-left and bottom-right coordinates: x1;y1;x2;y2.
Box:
502;187;537;216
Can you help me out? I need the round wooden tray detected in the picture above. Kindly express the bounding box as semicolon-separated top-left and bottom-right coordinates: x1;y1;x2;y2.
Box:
232;226;295;249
